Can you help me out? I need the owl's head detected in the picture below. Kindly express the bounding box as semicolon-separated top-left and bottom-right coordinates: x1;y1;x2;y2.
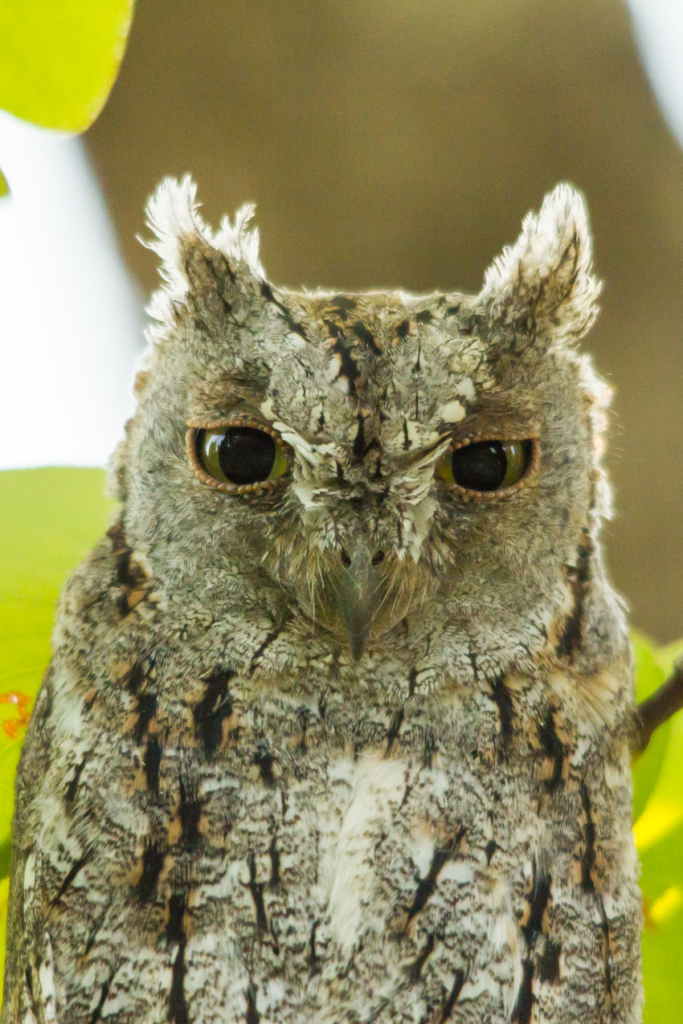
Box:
115;180;614;671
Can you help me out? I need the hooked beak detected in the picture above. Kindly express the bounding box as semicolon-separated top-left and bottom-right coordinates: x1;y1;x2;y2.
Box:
332;537;385;660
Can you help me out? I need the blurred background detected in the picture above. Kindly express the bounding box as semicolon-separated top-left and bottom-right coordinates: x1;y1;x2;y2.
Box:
0;0;681;642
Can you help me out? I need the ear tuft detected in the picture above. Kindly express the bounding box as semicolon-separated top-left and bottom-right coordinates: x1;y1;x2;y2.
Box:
216;203;263;278
144;175;202;309
479;184;601;345
143;176;265;330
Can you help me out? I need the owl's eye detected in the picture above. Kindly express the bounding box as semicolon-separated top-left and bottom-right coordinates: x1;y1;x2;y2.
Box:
437;439;533;494
194;425;289;489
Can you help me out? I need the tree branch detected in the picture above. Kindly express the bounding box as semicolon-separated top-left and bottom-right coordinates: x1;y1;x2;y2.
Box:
634;662;683;755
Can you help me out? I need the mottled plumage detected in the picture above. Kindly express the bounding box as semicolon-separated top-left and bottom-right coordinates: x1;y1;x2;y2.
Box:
3;180;641;1024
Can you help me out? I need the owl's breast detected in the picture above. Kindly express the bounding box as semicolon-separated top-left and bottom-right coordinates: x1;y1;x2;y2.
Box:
180;680;640;1024
29;654;641;1024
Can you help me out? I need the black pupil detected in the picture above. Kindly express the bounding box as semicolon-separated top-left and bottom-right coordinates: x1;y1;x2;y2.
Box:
451;441;508;492
218;427;275;485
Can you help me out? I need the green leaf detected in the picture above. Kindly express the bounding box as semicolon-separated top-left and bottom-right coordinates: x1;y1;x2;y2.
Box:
0;468;113;848
655;639;683;680
635;707;683;851
0;168;8;198
640;816;683;1021
0;0;135;132
0;468;113;1000
632;632;671;822
633;631;683;855
633;634;683;1020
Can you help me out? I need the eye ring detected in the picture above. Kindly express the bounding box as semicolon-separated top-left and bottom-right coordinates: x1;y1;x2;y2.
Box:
436;434;540;501
186;416;291;494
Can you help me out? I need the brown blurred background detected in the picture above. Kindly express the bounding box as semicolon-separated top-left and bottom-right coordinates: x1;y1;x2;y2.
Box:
86;0;683;643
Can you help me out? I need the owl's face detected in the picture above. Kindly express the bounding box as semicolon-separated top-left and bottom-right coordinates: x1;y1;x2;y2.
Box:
118;181;609;671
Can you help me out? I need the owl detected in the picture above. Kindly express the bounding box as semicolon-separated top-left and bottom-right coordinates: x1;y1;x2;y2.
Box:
2;180;643;1024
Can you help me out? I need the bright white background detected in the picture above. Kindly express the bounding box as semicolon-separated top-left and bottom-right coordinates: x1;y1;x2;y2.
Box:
0;113;143;470
626;0;683;148
0;0;680;471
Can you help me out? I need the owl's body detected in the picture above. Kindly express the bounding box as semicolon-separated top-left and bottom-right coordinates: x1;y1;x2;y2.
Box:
3;182;641;1023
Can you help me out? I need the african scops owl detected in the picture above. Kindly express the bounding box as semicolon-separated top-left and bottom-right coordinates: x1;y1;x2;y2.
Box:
2;180;642;1024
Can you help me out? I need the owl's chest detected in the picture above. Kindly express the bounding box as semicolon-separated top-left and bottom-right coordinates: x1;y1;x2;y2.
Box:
182;687;604;962
40;662;639;1023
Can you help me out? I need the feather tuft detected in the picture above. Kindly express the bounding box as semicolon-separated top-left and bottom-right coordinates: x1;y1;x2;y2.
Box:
479;183;601;345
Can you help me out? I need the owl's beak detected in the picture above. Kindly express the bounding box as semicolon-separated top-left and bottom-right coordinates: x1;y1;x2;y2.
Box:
333;537;384;661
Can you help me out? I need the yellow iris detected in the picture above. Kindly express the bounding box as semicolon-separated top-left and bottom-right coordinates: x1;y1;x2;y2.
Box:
197;426;289;486
437;440;531;492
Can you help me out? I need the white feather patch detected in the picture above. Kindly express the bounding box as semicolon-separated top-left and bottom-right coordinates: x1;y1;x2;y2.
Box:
459;970;501;1002
23;852;36;891
327;753;406;955
38;933;58;1024
437;399;466;423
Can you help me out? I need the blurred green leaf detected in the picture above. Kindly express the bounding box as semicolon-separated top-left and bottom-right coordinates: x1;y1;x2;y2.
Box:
0;169;8;198
0;729;28;855
0;467;112;602
0;468;113;851
635;706;683;849
0;0;135;132
640;816;683;1021
632;632;671;823
634;630;683;857
655;639;683;679
633;632;668;704
0;467;113;999
633;634;683;1021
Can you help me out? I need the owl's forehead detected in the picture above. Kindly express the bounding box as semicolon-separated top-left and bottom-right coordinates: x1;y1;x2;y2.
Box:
260;289;496;452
